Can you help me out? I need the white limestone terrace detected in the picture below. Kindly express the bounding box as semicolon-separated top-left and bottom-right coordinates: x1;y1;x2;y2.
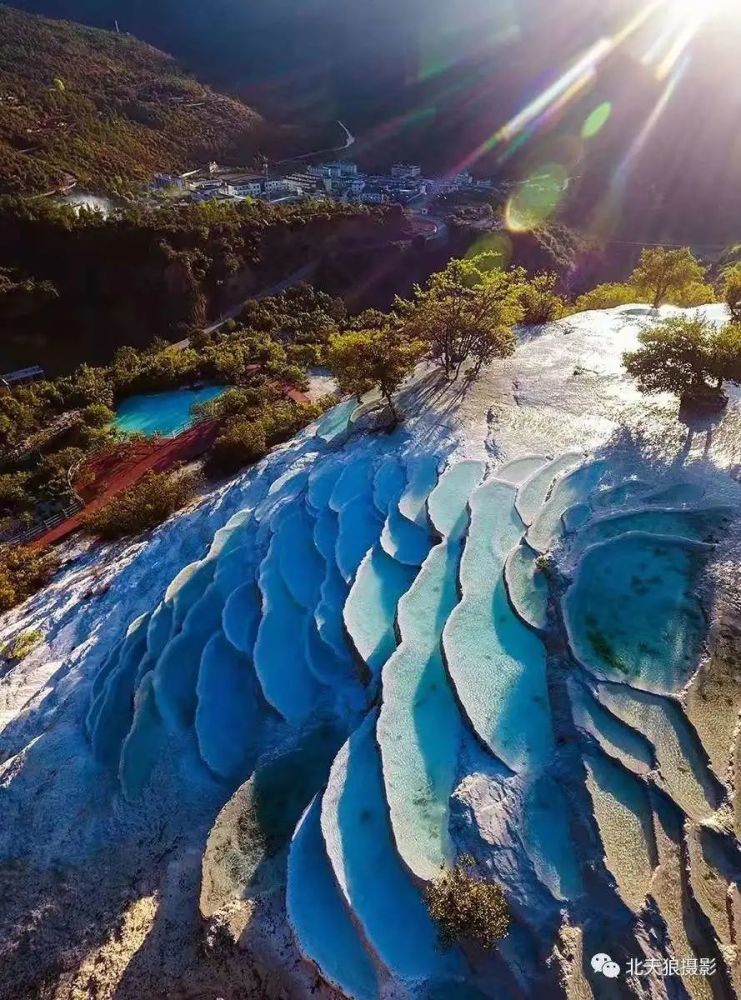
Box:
0;303;740;1000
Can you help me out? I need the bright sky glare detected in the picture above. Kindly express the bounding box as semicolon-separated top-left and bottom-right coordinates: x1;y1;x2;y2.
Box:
669;0;740;21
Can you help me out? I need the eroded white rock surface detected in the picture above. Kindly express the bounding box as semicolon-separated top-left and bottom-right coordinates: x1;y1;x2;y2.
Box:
2;304;741;1000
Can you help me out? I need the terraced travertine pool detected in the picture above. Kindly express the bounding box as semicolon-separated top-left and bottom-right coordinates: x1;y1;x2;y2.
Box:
77;410;741;998
563;531;712;692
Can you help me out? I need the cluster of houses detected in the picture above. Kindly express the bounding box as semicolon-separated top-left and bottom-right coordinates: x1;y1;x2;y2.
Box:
296;161;495;206
150;160;496;208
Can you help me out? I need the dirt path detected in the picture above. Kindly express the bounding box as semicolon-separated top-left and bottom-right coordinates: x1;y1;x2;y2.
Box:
32;420;218;549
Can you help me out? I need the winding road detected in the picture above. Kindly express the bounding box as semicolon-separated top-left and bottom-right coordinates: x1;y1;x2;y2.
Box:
272;119;355;166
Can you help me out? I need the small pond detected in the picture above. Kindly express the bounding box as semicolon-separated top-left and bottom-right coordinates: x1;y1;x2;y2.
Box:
57;191;117;218
114;385;228;437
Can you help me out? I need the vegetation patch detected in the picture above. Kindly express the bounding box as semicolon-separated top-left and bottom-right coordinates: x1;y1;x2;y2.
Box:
624;314;741;409
0;5;266;197
574;248;718;312
425;856;511;950
1;628;44;663
84;469;199;539
207;399;323;476
0;544;59;612
586;628;629;676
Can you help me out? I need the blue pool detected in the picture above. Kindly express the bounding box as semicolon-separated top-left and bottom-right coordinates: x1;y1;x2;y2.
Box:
114;385;228;437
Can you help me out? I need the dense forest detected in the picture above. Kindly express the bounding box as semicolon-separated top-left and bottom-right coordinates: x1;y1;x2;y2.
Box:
0;196;409;372
0;4;296;196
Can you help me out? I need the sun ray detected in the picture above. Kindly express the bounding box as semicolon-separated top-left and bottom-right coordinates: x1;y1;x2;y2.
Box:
449;2;662;176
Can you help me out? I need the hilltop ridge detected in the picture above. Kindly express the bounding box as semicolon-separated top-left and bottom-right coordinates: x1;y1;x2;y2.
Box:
0;4;285;196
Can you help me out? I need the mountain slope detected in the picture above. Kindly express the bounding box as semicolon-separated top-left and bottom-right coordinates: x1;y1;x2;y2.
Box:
0;4;269;195
11;0;741;249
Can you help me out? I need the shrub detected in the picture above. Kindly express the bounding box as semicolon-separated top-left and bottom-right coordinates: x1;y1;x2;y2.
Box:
209;419;268;475
573;277;717;314
398;255;522;380
671;281;718;308
207;401;322;476
193;386;268;424
722;264;741;322
630;247;707;309
81;403;115;428
327;328;425;417
573;282;637;312
34;446;87;500
85;470;199;539
0;472;33;515
1;628;43;662
518;273;565;325
0;545;60;611
262;401;322;442
425;856;511;950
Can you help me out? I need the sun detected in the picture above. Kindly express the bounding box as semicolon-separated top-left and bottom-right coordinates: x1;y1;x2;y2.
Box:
647;0;741;78
667;0;740;22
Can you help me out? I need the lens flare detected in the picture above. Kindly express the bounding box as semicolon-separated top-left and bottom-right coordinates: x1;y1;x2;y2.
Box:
505;164;569;232
581;102;612;140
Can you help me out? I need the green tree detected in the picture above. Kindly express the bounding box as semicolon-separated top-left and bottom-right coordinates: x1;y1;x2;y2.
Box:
630;248;707;310
624;315;741;408
573;282;637;312
209;419;268;474
0;472;33;515
400;254;523;379
207;400;321;475
327;328;424;420
722;263;741;322
81;403;115;428
518;272;565;325
66;364;114;408
713;322;741;385
671;280;718;308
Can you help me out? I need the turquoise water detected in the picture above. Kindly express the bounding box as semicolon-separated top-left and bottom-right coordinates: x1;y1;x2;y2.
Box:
195;630;260;781
373;458;406;515
120;673;168;801
596;684;720;820
114;385;227;437
527;460;608;552
504;541;549;632
380;505;434;565
322;711;461;981
314;507;352;661
576;507;732;551
564;532;712;692
315;397;357;443
254;539;325;722
288;797;379;1000
583;749;656;909
89;618;148;767
495;454;548;487
568;678;654;776
443;479;553;773
343;545;417;678
521;773;582;901
378;461;485;880
515;452;582;526
152;583;224;729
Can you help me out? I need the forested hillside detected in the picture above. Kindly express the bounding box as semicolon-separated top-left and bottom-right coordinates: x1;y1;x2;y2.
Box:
0;5;270;196
0;196;410;372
